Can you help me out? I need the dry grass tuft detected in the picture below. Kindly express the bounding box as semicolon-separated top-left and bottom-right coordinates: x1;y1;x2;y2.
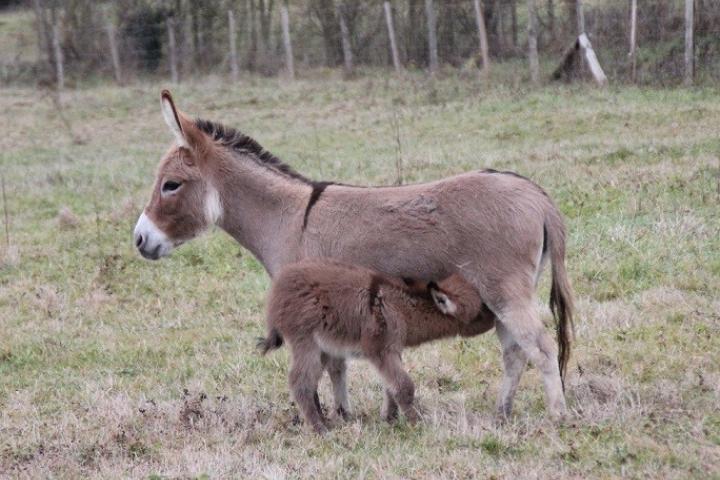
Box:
57;206;80;230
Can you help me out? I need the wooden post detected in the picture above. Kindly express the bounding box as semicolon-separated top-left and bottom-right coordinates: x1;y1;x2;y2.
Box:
228;10;239;81
527;0;539;84
280;3;295;79
472;0;490;74
684;0;694;86
52;22;64;91
337;4;354;76
576;0;585;35
629;0;637;82
383;2;402;73
579;33;607;86
425;0;438;74
106;22;122;84
547;0;555;41
167;18;179;83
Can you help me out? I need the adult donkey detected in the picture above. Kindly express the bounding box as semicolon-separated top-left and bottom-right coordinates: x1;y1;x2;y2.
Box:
134;91;574;420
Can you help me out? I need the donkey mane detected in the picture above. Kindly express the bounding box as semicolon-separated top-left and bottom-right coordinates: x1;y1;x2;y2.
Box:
195;118;314;184
195;118;340;229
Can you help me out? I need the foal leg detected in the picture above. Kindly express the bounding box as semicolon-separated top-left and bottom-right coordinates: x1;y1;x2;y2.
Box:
325;356;350;420
371;353;419;424
289;345;328;434
497;301;567;420
381;388;399;422
495;321;528;419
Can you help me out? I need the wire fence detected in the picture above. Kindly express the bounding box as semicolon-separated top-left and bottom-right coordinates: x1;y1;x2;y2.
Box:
2;0;720;88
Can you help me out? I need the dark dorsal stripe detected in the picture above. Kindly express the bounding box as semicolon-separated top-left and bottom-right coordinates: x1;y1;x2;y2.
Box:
303;181;333;229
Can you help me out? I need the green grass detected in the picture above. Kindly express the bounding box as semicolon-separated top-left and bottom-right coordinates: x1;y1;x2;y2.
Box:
1;73;719;478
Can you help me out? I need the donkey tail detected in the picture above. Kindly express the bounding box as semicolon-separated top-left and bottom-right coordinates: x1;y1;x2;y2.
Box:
257;328;284;355
544;207;575;389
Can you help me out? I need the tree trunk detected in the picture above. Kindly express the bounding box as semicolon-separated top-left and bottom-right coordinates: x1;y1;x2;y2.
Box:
629;0;637;82
52;22;64;90
510;0;518;50
473;0;490;74
527;0;539;84
167;18;179;83
576;0;585;35
312;0;342;67
280;2;294;79
684;0;694;86
407;0;423;66
425;0;438;73
228;10;240;81
384;2;402;73
547;0;555;43
337;3;353;76
106;22;122;84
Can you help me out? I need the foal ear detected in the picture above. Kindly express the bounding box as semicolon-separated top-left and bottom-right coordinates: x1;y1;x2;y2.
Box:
161;90;189;148
430;287;458;316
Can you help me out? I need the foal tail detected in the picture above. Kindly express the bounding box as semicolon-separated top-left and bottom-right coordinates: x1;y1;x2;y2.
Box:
544;207;575;389
257;328;284;355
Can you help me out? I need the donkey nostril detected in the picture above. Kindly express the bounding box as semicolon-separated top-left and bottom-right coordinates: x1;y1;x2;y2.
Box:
135;234;144;248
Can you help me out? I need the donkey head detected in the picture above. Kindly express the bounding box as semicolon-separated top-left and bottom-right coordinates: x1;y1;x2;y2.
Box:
133;91;222;260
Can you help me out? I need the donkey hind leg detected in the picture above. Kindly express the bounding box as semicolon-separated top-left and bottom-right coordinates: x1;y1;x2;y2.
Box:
497;302;567;420
325;356;350;420
289;345;328;434
381;388;399;422
371;353;419;424
495;321;528;419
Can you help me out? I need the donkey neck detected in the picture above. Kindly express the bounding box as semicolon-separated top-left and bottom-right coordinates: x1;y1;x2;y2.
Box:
210;150;310;276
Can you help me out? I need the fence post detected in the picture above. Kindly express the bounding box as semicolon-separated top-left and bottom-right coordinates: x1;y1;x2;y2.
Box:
425;0;438;74
383;2;402;73
527;0;539;84
167;18;179;83
228;10;240;81
576;0;585;35
280;2;295;79
106;22;122;84
473;0;490;74
52;22;64;91
684;0;694;86
337;4;354;77
629;0;637;83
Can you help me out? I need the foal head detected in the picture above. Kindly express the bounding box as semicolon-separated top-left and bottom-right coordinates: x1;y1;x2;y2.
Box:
134;91;222;260
406;273;482;321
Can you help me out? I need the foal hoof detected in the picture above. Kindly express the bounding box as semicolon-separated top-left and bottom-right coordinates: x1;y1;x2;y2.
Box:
336;406;351;421
312;423;329;435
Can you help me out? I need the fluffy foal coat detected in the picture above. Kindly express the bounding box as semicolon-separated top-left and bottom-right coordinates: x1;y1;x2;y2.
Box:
259;259;493;434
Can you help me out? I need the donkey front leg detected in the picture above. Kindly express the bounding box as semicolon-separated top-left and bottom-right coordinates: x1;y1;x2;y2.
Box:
497;302;567;420
372;353;419;424
289;344;329;434
324;355;351;420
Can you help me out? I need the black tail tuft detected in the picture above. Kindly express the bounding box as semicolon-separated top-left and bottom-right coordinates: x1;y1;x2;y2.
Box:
256;328;283;355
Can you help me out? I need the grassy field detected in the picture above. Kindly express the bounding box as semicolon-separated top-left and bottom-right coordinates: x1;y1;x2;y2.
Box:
1;73;719;478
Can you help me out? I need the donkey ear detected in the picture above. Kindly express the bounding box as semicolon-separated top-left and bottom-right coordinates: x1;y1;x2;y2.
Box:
430;287;458;316
160;90;189;148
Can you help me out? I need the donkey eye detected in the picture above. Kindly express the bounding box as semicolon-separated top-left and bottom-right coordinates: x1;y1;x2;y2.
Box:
162;181;182;193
